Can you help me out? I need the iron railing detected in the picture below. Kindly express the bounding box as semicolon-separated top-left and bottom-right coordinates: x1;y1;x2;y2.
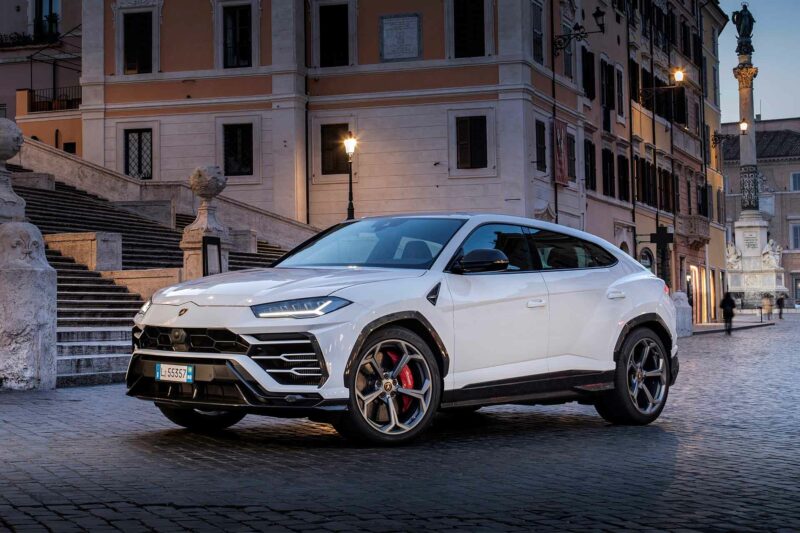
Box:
28;86;81;113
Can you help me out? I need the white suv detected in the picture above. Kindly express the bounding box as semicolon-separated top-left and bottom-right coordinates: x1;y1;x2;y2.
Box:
128;214;678;444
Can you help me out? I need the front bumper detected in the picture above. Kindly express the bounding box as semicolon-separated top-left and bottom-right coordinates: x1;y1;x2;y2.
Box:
126;351;347;417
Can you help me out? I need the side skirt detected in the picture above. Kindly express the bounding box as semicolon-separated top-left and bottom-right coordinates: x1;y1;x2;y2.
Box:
440;370;615;409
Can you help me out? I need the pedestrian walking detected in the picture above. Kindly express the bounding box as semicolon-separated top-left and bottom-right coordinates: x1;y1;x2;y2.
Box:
762;294;773;321
720;292;736;335
777;294;785;320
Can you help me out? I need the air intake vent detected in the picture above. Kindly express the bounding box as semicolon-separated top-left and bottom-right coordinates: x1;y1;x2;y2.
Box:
246;333;327;387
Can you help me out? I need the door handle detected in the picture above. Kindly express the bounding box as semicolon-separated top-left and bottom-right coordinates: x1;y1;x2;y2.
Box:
607;289;626;300
527;298;547;308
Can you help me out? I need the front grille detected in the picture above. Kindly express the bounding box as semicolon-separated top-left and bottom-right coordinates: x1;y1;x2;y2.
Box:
135;326;249;354
246;333;327;386
133;327;327;387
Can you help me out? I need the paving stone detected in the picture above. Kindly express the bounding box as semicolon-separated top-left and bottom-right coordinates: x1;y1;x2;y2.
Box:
0;318;799;530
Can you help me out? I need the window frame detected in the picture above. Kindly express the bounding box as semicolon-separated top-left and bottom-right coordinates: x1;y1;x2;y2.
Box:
615;64;625;121
448;107;497;178
213;0;260;70
791;223;800;250
114;1;161;77
527;226;619;272
311;0;357;68
311;115;357;185
791;172;800;192
445;0;495;59
455;115;489;170
535;118;548;173
222;123;255;177
115;120;160;181
562;22;574;79
531;0;546;65
215;115;261;183
123;128;154;180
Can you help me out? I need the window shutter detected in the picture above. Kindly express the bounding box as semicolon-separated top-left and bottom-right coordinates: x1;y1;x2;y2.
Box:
605;63;616;111
582;48;596;100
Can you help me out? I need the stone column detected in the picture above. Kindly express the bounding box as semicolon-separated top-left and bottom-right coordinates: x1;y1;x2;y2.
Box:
179;166;233;280
733;60;759;212
0;119;57;390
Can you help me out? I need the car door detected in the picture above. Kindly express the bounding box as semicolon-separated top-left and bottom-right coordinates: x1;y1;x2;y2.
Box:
445;223;550;389
527;228;620;372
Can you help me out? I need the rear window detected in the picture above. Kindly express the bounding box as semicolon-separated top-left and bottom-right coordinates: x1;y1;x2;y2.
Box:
527;229;617;270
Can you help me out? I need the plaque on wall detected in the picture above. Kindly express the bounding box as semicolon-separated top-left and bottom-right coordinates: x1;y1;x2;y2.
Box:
380;14;421;61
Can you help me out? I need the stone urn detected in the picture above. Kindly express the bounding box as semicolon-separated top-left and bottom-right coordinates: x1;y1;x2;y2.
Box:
180;166;232;279
0;118;26;222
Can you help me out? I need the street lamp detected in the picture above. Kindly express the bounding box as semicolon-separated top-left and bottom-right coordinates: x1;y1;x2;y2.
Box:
673;69;685;83
553;7;606;55
739;119;749;135
344;131;357;220
640;69;687;99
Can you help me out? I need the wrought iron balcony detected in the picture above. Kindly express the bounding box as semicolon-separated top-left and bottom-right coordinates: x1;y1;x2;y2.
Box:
28;86;81;113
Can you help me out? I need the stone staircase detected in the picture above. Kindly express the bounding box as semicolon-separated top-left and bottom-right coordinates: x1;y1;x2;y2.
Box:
13;178;288;386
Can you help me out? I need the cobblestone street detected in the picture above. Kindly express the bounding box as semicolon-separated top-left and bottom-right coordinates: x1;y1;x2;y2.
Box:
1;318;798;532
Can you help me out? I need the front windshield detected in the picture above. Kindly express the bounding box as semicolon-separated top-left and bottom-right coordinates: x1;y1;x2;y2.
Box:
276;217;466;269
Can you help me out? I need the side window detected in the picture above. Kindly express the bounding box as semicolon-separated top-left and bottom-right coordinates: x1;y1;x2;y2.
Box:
459;224;533;271
528;229;617;270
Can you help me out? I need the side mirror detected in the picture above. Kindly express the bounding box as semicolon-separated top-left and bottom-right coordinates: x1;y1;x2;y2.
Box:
453;249;509;274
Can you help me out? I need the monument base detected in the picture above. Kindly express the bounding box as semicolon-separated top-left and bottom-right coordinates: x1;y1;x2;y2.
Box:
729;211;788;307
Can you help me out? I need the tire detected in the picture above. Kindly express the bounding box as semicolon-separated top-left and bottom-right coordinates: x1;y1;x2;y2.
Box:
333;326;441;445
594;327;670;425
156;403;246;431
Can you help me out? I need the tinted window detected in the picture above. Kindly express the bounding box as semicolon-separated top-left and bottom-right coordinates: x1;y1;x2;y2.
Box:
528;229;616;270
459;224;533;271
277;218;465;270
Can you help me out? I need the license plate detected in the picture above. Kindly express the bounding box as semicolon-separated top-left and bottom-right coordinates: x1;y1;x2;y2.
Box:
155;363;194;383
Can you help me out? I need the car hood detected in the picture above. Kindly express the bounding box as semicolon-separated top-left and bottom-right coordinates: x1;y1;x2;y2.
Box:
152;267;426;307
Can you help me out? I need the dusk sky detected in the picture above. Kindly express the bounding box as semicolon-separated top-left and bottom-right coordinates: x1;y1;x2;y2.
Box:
718;0;800;123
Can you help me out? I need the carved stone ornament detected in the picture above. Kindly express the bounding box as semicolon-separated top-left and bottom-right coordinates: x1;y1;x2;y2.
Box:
740;164;759;211
0;118;26;222
733;64;758;89
111;0;164;22
0;223;49;269
726;241;742;271
184;166;229;236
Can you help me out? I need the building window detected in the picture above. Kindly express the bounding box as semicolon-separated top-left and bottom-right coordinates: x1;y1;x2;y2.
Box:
453;0;486;58
582;48;596;100
319;3;350;67
535;120;547;172
0;104;6;118
713;66;720;106
456;116;488;169
562;23;574;79
532;1;544;64
584;139;596;191
123;12;153;74
320;123;350;175
124;129;153;180
792;224;800;249
616;67;624;117
223;4;252;68
602;148;615;197
566;133;576;180
629;59;640;104
639;248;655;273
63;142;77;154
223;123;254;176
716;189;724;223
791;173;800;191
618;154;629;202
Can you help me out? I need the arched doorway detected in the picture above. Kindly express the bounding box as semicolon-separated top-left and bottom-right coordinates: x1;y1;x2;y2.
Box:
639;248;655;274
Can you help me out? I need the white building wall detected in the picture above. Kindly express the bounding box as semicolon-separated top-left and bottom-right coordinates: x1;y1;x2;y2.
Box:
103;110;276;212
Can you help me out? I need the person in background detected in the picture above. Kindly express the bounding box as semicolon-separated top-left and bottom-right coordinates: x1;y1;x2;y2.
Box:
776;293;785;320
762;293;773;321
720;293;736;335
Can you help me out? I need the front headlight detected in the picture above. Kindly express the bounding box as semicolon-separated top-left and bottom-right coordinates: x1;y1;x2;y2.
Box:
251;297;351;319
137;299;152;316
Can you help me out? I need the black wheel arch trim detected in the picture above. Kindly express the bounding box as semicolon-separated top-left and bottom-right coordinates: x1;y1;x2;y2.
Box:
343;311;451;386
614;313;674;362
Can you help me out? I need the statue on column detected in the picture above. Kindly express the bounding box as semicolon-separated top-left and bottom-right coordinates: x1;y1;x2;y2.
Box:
732;3;756;55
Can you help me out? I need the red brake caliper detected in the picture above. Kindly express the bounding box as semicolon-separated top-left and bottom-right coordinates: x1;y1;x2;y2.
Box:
385;349;415;411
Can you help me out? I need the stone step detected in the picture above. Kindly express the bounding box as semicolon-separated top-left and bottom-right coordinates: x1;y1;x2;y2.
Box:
57;327;132;342
58;299;144;309
57;370;128;387
56;270;103;279
57;277;121;286
58;317;135;327
58;308;139;318
120;260;182;269
57;291;142;301
57;340;132;356
57;354;131;376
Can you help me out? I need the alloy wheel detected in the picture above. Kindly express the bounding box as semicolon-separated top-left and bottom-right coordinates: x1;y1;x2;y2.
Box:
354;339;433;435
626;338;667;415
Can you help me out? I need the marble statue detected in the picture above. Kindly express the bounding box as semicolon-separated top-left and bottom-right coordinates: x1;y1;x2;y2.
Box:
726;242;742;270
732;3;755;55
761;239;781;269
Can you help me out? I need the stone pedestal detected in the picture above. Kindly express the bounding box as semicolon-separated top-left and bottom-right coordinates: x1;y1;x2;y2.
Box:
728;211;788;306
0;223;57;390
0;119;26;223
180;166;232;280
671;292;693;338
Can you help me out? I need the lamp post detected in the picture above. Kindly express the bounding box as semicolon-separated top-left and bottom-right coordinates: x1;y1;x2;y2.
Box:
552;7;606;54
343;131;357;220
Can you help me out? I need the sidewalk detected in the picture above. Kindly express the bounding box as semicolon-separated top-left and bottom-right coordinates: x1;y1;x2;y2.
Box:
693;315;778;335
